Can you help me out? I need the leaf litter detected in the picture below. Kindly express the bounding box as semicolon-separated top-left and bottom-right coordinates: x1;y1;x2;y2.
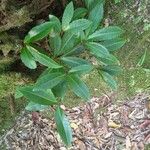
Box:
0;93;150;150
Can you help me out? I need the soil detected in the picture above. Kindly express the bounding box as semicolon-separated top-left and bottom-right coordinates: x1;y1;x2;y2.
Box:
0;93;150;150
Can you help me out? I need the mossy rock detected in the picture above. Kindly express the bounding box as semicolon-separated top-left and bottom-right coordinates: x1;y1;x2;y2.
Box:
0;72;30;135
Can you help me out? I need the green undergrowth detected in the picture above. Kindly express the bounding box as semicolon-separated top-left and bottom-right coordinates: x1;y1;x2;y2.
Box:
0;73;29;135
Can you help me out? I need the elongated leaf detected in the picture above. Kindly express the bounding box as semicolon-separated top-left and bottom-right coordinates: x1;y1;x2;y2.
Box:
101;65;122;76
52;81;67;100
67;74;90;100
137;50;147;67
25;101;48;111
88;26;124;41
55;107;72;146
49;34;62;55
69;64;93;74
49;15;61;33
24;22;54;43
99;71;117;89
97;54;120;65
61;57;90;67
19;86;57;105
85;42;110;58
21;47;37;69
73;7;88;20
83;0;94;9
34;72;65;90
88;1;104;32
68;19;91;33
26;45;62;68
101;38;126;51
62;2;74;31
63;45;85;56
56;32;76;55
15;87;23;99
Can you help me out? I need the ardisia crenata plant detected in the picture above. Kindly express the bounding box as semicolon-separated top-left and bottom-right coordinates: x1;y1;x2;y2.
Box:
16;0;126;146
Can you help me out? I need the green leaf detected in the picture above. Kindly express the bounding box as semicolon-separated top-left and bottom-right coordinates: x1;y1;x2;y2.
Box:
69;64;93;74
67;74;90;101
67;19;92;33
63;45;85;56
83;0;94;9
56;32;76;55
101;65;122;76
49;34;62;55
99;71;117;89
61;57;90;67
73;7;88;20
62;2;74;31
137;50;147;67
52;81;67;100
19;86;57;105
114;0;122;4
20;47;37;69
25;101;49;111
15;87;23;99
24;22;54;43
49;15;61;33
101;38;126;51
34;72;65;91
55;107;72;146
88;1;104;32
88;26;124;41
97;54;120;65
26;45;62;68
85;42;110;58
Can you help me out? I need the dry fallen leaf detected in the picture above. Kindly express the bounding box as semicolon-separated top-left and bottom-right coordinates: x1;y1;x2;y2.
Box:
70;122;78;130
108;120;121;128
126;136;131;150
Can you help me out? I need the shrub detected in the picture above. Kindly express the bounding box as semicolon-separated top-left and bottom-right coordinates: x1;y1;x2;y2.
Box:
16;0;125;146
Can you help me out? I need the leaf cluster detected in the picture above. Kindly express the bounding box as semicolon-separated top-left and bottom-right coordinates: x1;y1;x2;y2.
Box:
18;0;125;146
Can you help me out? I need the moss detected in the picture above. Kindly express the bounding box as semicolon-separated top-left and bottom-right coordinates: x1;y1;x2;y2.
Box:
0;72;29;135
0;57;15;72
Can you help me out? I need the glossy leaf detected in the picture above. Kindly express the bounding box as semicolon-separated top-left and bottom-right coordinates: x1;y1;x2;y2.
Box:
24;22;54;43
88;26;124;41
73;7;88;20
101;65;122;76
85;42;110;58
15;87;23;99
34;72;65;90
83;0;94;9
25;101;48;111
19;86;57;105
61;57;90;67
21;47;37;69
88;1;104;32
101;38;126;51
49;15;61;33
99;71;117;89
55;107;72;146
56;32;76;55
52;81;67;100
68;19;92;33
26;45;62;68
49;34;62;55
62;2;74;31
69;64;93;74
67;74;90;101
97;54;120;65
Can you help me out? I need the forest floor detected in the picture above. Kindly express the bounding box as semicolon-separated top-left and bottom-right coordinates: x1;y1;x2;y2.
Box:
0;93;150;149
